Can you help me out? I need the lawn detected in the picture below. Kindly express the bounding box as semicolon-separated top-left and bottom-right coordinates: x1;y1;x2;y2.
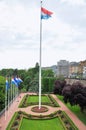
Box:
57;95;86;125
20;117;65;130
19;94;59;107
26;95;51;103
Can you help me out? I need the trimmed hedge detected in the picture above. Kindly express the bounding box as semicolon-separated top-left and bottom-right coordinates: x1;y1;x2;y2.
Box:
6;112;17;130
57;110;78;130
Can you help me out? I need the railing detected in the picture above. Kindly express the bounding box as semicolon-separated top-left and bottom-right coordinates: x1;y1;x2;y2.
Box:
0;94;19;117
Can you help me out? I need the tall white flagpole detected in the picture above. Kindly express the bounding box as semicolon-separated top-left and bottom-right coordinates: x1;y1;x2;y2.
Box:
39;0;42;109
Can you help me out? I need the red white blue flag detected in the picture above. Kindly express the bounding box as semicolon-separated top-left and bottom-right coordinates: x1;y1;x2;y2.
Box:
41;7;53;19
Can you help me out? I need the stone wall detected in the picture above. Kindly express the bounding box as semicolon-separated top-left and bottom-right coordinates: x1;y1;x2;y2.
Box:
66;78;86;86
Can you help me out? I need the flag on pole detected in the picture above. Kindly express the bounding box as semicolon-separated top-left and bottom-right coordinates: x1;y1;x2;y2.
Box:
6;79;10;91
14;77;23;86
11;78;18;87
41;7;53;19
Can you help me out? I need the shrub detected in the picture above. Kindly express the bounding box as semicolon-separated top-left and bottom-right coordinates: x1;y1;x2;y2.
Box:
28;114;32;118
16;114;21;120
61;115;65;119
13;121;19;126
10;128;16;130
26;94;28;97
69;126;74;130
49;113;54;117
58;110;62;114
39;114;43;118
18;111;22;114
64;120;69;124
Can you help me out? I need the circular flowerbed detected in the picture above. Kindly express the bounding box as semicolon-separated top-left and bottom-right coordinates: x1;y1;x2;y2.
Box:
31;106;48;113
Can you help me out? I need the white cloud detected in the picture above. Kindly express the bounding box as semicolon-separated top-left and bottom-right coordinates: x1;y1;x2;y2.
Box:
0;0;86;69
60;0;86;5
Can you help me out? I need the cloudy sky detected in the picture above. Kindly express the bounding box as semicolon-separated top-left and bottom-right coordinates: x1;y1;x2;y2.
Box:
0;0;86;69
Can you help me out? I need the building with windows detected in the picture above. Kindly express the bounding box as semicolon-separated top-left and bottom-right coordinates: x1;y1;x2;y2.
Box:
78;60;86;77
69;62;79;78
57;60;69;77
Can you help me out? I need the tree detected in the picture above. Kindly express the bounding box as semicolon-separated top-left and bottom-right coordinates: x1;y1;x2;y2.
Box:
71;82;86;112
0;76;5;112
62;84;72;104
54;80;66;94
42;69;54;77
62;81;86;112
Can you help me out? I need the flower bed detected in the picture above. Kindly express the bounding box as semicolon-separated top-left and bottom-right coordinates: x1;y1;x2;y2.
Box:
31;106;48;113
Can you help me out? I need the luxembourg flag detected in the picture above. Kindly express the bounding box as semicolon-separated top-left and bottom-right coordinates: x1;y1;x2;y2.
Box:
41;7;53;20
14;77;23;85
11;78;18;87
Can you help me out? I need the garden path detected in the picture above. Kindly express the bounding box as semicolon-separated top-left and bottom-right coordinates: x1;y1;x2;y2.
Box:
0;93;86;130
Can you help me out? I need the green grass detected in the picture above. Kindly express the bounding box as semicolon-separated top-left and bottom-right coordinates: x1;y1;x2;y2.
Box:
20;117;65;130
57;95;86;125
26;95;51;103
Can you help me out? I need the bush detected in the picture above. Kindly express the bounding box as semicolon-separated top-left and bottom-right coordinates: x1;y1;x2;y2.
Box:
49;113;54;117
39;114;43;118
58;110;62;114
18;111;22;114
13;121;19;126
28;114;32;118
69;126;74;130
64;120;69;124
10;128;16;130
16;114;21;120
61;115;65;119
26;94;28;97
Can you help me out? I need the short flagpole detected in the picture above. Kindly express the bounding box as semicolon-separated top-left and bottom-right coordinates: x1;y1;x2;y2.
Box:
39;0;42;109
7;88;9;116
5;80;7;120
11;79;12;103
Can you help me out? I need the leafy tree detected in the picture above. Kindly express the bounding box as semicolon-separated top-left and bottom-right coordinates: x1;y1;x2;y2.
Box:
0;92;5;111
42;69;54;77
0;76;5;111
71;82;86;112
54;80;66;94
62;84;72;104
62;81;86;112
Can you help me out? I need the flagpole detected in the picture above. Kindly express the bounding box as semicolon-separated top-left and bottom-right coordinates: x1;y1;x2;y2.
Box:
5;80;7;120
39;0;42;109
11;78;12;103
7;88;9;116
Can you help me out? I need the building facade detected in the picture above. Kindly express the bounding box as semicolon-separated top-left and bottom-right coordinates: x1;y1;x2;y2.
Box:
69;62;79;78
57;60;69;77
78;60;86;77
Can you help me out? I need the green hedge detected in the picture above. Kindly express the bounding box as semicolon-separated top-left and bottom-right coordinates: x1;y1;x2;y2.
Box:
6;112;17;130
62;111;78;130
57;110;78;130
42;77;56;92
